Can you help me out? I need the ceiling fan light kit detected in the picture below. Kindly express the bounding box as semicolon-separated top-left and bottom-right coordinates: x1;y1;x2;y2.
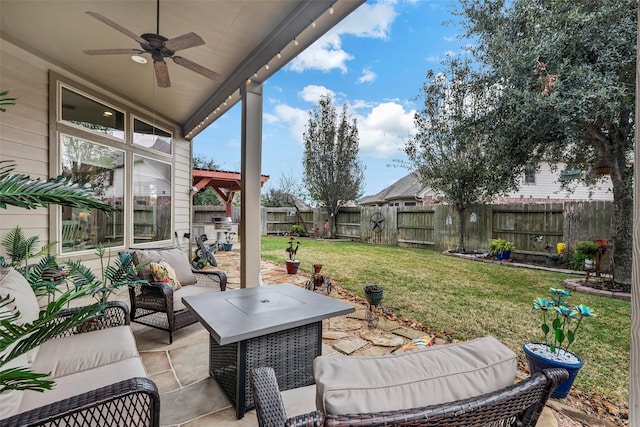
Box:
83;0;222;88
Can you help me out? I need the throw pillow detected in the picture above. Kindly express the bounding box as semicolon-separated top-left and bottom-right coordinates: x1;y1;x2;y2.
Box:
149;260;182;290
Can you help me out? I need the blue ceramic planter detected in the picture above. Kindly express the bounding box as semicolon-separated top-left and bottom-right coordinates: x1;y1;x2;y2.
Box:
496;250;511;260
523;343;583;398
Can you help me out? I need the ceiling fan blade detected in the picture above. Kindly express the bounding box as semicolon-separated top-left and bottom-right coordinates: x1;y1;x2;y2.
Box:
164;32;205;51
83;48;142;56
154;61;171;88
173;56;223;82
86;11;147;45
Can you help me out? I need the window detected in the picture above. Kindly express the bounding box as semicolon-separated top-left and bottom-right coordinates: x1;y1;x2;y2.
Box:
133;118;172;154
524;165;536;184
60;136;124;252
404;201;417;207
61;87;124;140
133;155;172;243
55;81;173;252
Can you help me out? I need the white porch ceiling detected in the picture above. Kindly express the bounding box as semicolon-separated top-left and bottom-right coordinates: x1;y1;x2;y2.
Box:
0;0;364;137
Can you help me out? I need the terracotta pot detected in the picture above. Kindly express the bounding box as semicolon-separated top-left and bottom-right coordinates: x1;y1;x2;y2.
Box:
286;260;300;274
313;264;323;274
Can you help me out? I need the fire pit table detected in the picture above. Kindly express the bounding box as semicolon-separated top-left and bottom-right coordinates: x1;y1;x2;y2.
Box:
182;283;354;419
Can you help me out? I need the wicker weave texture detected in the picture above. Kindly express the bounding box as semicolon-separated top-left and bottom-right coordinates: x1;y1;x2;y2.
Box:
210;322;321;419
0;375;160;427
250;367;569;427
127;249;227;344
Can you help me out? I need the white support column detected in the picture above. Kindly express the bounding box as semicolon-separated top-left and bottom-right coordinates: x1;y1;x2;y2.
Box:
240;81;263;288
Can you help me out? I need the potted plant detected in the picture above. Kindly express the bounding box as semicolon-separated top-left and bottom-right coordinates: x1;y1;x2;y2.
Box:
524;287;594;398
285;237;300;274
571;241;598;271
363;284;384;307
488;238;515;261
223;231;235;251
0;152;112;393
66;244;147;304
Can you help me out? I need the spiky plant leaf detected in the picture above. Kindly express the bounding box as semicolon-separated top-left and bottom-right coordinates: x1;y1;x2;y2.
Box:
0;89;17;113
0;367;53;392
0;288;102;362
0;161;112;211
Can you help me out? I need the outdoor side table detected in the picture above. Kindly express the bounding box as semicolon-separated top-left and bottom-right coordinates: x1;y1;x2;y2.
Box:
182;283;354;419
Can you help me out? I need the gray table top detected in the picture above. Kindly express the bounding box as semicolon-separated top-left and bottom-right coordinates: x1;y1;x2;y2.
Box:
182;283;355;345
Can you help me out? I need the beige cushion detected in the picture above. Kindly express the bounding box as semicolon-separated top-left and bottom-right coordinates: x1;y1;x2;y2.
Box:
132;248;197;286
0;353;29;419
31;326;140;379
18;358;147;415
0;267;39;325
173;285;215;311
0;267;41;370
314;336;517;415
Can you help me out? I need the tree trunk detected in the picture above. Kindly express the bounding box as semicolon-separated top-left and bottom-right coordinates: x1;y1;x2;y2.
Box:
329;212;336;239
612;191;633;287
456;206;466;253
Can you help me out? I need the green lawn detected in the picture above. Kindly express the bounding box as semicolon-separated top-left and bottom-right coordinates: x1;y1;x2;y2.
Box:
261;236;631;407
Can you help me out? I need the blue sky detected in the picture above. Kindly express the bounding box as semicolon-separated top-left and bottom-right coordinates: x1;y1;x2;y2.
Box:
193;0;468;198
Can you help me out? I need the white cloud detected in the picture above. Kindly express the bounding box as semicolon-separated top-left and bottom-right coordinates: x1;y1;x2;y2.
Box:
288;2;398;73
269;104;309;143
299;85;335;103
356;102;416;158
357;68;377;84
443;35;457;42
265;98;416;159
289;34;353;73
337;2;397;39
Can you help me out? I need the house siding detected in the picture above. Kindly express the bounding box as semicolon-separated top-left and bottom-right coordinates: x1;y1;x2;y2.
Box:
0;42;51;247
508;162;613;201
0;39;192;260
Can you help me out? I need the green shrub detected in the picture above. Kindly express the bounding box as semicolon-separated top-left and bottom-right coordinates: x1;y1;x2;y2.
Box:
570;241;599;270
290;225;305;236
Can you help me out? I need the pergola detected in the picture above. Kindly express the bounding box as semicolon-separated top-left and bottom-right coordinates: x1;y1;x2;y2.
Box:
192;168;270;217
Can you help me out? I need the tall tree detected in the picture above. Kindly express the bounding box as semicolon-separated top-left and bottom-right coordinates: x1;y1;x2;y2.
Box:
457;0;636;285
303;95;364;238
404;58;521;252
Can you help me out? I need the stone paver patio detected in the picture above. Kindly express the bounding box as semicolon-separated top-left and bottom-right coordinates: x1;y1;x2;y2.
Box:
120;249;569;427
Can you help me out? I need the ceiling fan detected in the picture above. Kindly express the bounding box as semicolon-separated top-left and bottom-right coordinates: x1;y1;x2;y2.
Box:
83;0;223;88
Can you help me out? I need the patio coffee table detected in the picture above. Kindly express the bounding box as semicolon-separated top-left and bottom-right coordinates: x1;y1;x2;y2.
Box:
182;283;354;419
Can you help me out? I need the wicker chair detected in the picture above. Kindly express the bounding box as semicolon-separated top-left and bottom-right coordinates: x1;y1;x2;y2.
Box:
1;302;160;427
250;366;569;427
127;247;227;343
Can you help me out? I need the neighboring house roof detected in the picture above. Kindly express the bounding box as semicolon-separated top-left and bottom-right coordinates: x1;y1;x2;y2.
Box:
360;164;614;206
359;172;424;205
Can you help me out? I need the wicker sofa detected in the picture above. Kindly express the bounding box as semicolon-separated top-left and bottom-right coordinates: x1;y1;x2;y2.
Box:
250;336;569;427
127;247;227;344
0;267;159;427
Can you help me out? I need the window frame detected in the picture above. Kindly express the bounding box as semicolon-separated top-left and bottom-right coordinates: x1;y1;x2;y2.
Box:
50;74;175;254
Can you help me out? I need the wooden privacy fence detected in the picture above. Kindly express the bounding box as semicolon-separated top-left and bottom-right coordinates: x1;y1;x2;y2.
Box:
258;201;614;257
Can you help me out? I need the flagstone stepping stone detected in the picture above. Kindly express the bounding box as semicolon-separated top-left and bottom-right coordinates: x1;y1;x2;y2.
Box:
329;317;362;331
393;327;428;340
375;318;401;332
353;345;390;357
332;337;368;354
347;310;369;320
323;330;349;340
360;330;404;347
